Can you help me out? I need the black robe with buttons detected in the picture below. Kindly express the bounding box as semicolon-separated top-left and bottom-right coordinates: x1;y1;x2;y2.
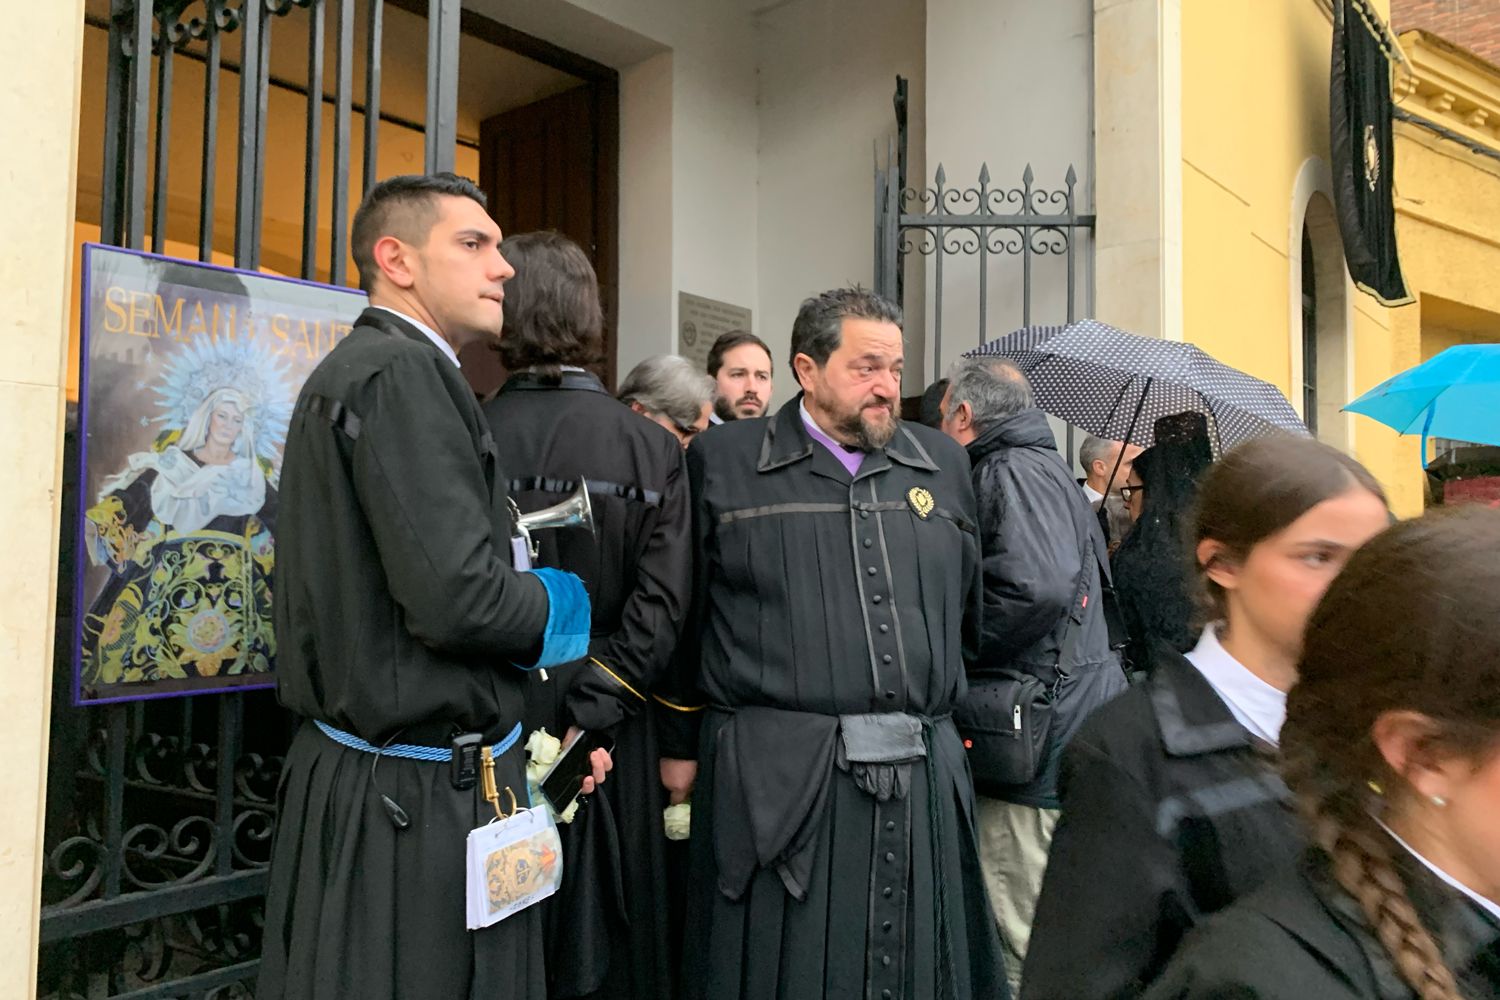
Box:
677;396;1006;1000
483;370;693;1000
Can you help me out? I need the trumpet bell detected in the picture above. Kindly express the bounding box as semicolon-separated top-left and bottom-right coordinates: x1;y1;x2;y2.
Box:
512;479;595;559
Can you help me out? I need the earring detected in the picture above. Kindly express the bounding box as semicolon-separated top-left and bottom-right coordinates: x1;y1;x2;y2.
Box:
1431;795;1448;808
1367;780;1384;796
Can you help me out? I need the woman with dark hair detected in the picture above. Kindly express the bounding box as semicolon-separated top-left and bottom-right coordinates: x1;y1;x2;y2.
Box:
483;231;694;1000
1146;507;1500;1000
1021;435;1391;1000
1110;411;1216;672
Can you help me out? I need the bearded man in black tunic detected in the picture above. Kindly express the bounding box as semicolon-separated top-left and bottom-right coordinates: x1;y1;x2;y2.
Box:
259;174;609;1000
481;231;694;999
677;288;1006;1000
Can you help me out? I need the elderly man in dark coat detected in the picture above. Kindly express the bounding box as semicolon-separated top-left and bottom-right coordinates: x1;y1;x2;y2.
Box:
482;231;694;1000
259;174;605;1000
938;356;1128;994
674;288;1006;1000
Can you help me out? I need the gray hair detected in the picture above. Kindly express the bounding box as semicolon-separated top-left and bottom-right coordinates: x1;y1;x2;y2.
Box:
1078;434;1118;472
945;355;1034;430
618;354;716;429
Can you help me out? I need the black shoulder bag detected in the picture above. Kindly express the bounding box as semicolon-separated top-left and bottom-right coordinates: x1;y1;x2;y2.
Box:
955;537;1095;788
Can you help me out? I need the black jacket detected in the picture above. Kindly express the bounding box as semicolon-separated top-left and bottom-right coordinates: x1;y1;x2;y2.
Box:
1021;644;1303;1000
484;370;692;736
965;410;1128;807
1144;848;1500;1000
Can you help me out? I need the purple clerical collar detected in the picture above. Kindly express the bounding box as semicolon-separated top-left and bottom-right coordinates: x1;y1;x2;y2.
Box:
800;401;865;477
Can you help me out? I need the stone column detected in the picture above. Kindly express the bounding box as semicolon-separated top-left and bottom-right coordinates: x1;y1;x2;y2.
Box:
0;3;85;996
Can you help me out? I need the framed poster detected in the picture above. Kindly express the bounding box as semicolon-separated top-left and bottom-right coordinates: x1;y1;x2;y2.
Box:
74;244;366;705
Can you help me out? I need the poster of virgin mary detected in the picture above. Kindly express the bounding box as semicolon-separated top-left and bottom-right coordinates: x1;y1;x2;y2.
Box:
75;245;365;704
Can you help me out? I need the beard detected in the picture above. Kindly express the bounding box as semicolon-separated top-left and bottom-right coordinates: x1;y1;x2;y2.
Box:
833;397;899;450
715;394;764;421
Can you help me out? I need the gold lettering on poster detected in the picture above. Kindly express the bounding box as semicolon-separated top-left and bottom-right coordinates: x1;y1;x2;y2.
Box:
98;285;352;360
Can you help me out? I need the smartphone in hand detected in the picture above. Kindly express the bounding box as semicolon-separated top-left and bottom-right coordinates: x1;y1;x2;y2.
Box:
538;729;614;816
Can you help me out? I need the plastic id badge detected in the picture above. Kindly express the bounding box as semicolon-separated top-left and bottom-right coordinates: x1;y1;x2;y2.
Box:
464;805;563;930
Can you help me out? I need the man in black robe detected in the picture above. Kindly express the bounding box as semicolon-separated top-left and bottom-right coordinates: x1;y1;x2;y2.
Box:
259;174;607;1000
481;231;693;999
676;288;1006;1000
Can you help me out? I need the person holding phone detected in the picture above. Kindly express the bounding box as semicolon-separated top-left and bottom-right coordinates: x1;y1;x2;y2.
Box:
483;231;694;1000
259;175;606;1000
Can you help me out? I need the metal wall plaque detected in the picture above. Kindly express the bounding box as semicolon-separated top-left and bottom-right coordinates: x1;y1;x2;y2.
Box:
678;291;753;372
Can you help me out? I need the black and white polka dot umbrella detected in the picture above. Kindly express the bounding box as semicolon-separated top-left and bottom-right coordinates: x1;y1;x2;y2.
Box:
966;320;1309;451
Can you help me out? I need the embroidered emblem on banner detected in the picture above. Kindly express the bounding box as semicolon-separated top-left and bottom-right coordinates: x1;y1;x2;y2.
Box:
906;487;935;520
1362;124;1380;191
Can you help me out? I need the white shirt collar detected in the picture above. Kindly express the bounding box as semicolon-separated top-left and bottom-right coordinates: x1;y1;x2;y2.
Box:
1082;482;1105;505
709;411;725;426
1184;625;1288;746
1378;820;1500;923
371;306;461;368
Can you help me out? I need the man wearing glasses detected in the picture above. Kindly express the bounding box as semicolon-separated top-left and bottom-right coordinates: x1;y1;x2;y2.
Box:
618;354;717;448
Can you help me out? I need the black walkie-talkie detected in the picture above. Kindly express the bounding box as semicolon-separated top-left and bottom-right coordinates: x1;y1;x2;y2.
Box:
450;732;484;790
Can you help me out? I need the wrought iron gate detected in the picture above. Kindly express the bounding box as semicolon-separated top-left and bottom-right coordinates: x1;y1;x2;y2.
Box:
41;2;459;995
874;77;1097;380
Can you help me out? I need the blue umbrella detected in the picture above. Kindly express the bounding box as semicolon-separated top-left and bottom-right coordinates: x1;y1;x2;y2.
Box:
967;320;1308;452
1343;344;1500;454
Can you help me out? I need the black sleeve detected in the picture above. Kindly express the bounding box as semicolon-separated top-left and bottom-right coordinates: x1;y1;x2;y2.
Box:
652;438;712;759
566;445;694;731
977;459;1080;666
349;358;549;661
1021;735;1191;1000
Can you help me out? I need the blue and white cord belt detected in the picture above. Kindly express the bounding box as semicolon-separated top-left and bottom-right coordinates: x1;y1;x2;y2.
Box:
315;719;523;761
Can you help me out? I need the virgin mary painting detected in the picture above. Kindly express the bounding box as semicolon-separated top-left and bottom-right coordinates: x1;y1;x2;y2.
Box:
80;337;292;696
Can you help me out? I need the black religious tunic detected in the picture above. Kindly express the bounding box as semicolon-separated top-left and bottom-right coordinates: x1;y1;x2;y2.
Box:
259;308;554;1000
483;370;693;1000
679;397;1006;1000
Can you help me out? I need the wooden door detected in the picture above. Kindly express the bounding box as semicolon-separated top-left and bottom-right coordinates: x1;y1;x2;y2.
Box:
469;82;619;395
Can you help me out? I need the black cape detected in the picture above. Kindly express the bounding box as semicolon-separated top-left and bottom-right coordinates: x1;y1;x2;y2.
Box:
483;369;693;1000
1144;847;1500;1000
259;309;554;1000
678;398;1006;1000
1021;644;1303;1000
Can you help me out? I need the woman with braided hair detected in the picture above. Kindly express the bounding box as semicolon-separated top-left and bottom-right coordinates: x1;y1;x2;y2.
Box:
1145;506;1500;1000
1023;435;1391;999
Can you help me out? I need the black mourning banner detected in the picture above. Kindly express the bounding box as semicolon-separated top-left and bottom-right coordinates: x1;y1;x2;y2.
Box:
1330;0;1412;306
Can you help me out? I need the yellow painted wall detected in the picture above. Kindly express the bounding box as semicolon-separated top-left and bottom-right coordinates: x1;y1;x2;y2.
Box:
1176;0;1482;515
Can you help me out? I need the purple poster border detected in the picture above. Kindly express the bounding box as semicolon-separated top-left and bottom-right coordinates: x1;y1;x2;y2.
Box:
73;243;366;706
